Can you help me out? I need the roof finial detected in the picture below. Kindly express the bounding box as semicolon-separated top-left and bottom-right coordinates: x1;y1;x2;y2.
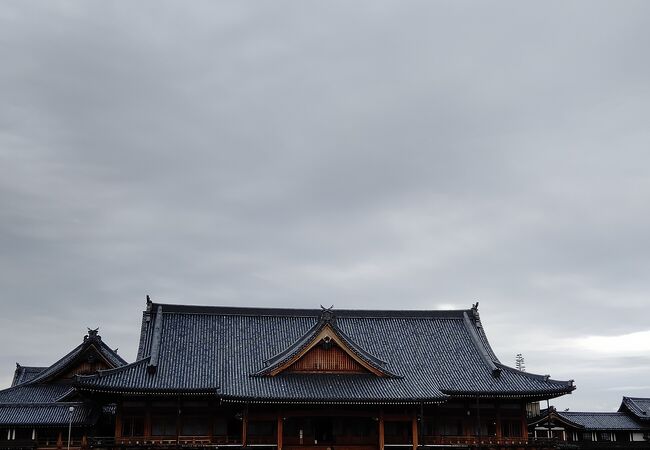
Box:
470;301;481;325
146;295;152;311
319;305;336;324
85;327;100;341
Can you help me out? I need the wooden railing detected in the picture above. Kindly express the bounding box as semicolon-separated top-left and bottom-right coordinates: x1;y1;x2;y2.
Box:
0;439;84;450
85;435;606;449
89;436;244;448
284;437;377;446
423;435;530;445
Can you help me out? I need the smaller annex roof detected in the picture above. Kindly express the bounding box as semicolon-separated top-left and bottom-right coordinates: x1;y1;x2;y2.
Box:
11;366;46;387
619;397;650;422
0;329;126;427
529;406;648;432
556;411;645;431
27;329;126;385
77;301;575;403
0;403;96;428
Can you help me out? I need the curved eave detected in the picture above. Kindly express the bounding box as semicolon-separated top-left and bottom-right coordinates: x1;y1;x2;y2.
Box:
75;386;216;397
442;387;575;401
220;395;449;406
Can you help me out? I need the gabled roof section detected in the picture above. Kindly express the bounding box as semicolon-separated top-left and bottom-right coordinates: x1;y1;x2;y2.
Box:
619;396;650;421
11;365;46;387
27;329;127;384
254;306;400;378
1;329;127;406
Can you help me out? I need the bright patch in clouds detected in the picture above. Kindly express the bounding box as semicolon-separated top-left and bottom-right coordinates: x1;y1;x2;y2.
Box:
574;330;650;355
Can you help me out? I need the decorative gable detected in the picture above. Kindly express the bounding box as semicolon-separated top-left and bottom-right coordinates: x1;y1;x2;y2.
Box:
58;346;115;379
286;341;368;374
26;328;127;385
254;306;400;378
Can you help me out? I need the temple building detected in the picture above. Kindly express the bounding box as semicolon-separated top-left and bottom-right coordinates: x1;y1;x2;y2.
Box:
0;329;126;450
2;301;577;450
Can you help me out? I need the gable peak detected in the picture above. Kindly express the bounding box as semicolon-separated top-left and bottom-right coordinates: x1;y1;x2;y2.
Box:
319;305;336;324
84;327;101;342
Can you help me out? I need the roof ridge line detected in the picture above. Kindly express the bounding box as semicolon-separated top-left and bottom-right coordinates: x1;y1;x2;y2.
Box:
149;302;470;318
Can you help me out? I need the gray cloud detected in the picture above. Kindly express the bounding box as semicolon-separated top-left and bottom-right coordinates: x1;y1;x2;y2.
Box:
1;0;650;411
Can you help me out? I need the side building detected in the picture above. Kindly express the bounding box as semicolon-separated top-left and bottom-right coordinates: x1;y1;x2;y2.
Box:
74;301;575;450
0;330;126;450
528;399;650;449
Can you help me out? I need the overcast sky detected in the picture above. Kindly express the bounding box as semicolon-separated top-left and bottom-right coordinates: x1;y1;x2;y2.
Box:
1;1;650;411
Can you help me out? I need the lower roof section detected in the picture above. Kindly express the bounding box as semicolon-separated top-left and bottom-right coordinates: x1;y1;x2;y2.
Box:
0;403;96;428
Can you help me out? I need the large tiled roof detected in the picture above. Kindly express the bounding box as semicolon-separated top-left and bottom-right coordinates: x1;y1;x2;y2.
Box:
0;403;96;427
77;303;574;403
556;411;645;431
619;397;650;422
11;366;46;387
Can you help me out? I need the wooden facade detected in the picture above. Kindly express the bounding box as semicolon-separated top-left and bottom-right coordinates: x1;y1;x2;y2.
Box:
103;399;542;450
286;344;367;374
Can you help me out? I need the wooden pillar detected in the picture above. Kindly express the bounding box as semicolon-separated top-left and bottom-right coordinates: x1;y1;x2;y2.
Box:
521;402;528;443
277;412;283;450
242;407;248;447
378;410;385;450
176;397;181;445
495;400;502;442
115;402;123;440
144;400;151;439
411;412;418;450
207;401;214;444
57;431;63;449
